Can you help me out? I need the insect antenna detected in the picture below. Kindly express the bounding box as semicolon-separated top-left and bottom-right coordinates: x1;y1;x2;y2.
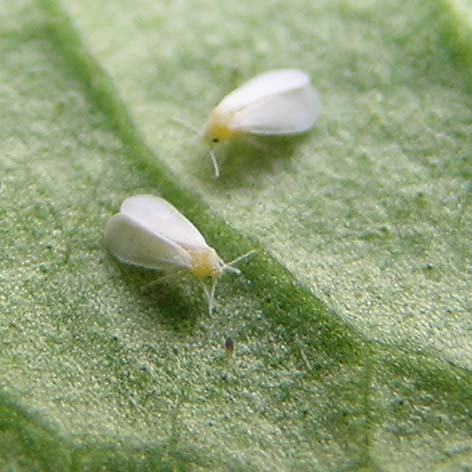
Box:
171;118;202;145
171;117;200;134
224;249;257;274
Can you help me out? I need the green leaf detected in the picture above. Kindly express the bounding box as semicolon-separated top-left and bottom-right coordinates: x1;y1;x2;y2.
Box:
1;0;471;470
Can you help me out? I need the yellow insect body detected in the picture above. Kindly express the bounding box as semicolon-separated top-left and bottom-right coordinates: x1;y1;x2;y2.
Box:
187;247;223;280
204;111;244;144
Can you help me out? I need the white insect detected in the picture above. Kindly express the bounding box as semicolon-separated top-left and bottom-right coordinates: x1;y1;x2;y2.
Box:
105;195;254;314
203;68;321;177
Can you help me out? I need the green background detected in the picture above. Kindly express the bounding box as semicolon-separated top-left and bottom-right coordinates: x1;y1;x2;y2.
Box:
0;0;471;470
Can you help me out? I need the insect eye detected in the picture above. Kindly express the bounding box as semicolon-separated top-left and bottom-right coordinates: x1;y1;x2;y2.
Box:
212;138;219;143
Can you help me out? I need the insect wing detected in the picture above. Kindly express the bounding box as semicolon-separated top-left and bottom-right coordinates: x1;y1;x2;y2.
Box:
120;195;207;249
105;213;192;271
231;84;321;135
215;69;311;116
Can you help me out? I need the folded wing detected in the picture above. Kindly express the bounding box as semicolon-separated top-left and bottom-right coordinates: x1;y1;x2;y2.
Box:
120;195;208;249
216;69;311;115
230;85;321;135
105;214;192;271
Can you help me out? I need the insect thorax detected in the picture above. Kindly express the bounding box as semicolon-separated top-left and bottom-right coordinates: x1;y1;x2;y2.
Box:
205;111;242;143
188;247;223;280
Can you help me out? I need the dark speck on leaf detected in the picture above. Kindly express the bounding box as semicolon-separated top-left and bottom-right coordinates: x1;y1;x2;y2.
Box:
225;337;235;355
